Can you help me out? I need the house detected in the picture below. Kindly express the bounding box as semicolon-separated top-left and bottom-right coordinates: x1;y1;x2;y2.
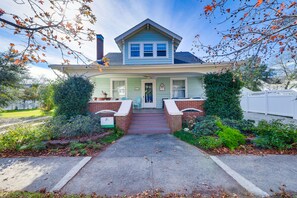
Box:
49;19;231;133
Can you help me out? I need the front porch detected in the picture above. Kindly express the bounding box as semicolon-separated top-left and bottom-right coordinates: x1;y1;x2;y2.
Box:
88;99;205;133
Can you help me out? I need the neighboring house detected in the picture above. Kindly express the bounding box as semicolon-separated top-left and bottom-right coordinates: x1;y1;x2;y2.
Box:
50;19;230;109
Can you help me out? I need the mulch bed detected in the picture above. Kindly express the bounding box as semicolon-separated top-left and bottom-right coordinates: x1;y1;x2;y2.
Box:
0;132;115;158
206;144;297;155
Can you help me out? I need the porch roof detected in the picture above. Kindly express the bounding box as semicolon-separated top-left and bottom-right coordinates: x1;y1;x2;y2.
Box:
49;62;233;78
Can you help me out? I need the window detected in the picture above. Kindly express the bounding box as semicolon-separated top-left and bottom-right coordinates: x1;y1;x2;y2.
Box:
130;44;140;57
143;44;153;57
171;79;187;98
157;43;166;57
111;79;126;99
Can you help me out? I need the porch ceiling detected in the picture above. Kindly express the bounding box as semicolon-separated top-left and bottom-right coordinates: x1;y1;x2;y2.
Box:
49;62;232;78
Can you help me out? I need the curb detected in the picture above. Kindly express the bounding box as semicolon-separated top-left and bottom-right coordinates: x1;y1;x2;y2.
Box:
50;157;92;192
210;156;269;197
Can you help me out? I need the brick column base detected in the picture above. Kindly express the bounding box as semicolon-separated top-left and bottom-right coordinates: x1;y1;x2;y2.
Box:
164;106;182;132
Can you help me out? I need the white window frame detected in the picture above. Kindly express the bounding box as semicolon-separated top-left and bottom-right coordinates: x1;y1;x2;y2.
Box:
170;78;188;98
129;43;141;58
128;41;168;59
110;78;128;99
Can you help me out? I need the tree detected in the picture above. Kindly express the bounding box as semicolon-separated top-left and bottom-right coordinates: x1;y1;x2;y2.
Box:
234;59;275;91
0;0;96;65
195;0;297;65
18;83;40;108
272;53;297;89
0;50;27;108
53;76;94;118
39;81;56;111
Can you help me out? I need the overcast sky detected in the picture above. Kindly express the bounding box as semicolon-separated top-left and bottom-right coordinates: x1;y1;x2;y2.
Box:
0;0;223;79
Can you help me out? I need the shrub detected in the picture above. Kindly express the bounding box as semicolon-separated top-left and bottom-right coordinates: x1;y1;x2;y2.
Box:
253;120;297;150
204;71;243;120
53;76;94;118
0;125;51;152
193;116;219;137
222;119;255;135
45;115;102;138
216;120;246;150
197;136;222;150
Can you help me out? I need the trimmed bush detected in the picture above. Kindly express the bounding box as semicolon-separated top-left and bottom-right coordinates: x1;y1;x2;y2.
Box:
197;136;222;150
216;120;246;150
45;115;102;138
53;76;94;118
193;116;219;137
204;71;243;120
253;120;297;150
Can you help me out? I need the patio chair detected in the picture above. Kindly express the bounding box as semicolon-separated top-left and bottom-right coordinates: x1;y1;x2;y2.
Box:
133;96;142;109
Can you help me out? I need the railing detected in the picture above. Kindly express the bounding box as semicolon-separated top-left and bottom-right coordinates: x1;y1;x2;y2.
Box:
241;90;297;119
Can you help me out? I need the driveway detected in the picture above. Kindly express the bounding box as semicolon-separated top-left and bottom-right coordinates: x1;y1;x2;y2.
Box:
62;134;247;196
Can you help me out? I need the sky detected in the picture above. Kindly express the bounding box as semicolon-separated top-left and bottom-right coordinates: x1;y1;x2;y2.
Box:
0;0;222;80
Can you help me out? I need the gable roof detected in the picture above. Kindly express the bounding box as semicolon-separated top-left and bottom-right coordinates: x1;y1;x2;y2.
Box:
105;52;203;66
114;19;182;51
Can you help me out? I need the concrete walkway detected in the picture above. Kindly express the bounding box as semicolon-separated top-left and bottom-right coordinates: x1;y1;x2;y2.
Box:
218;155;297;195
0;157;86;192
244;112;297;125
62;134;246;196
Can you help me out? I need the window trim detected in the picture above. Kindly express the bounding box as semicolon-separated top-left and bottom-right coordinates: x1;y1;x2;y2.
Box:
170;78;188;98
110;78;128;99
128;41;168;59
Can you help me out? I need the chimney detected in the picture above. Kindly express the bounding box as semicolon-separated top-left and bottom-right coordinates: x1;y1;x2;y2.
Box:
96;34;104;60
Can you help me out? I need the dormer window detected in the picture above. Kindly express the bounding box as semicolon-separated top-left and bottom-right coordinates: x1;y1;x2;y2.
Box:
157;43;167;57
129;42;168;59
144;44;153;57
130;44;140;57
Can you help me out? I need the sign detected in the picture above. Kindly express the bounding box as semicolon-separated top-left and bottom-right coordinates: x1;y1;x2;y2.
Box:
101;117;114;128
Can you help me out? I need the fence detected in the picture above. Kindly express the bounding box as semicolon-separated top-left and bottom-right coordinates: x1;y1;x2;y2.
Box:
240;90;297;119
3;100;40;110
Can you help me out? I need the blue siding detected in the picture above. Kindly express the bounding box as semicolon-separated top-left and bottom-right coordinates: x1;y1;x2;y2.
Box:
124;29;173;65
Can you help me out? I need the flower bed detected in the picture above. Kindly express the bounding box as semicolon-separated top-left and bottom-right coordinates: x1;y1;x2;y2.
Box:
176;116;297;155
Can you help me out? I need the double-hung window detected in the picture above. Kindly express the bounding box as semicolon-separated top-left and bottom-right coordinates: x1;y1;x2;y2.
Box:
171;78;187;98
111;79;126;99
157;43;167;57
143;44;153;57
130;44;140;57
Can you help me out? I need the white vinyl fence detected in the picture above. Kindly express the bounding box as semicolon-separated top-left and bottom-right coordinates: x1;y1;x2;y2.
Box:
3;100;39;110
241;90;297;119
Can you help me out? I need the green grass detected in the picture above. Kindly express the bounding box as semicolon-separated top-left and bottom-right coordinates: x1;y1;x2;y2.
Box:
99;129;124;144
0;109;53;119
173;130;199;146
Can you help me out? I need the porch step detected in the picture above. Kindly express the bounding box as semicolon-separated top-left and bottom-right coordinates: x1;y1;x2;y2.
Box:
128;112;170;134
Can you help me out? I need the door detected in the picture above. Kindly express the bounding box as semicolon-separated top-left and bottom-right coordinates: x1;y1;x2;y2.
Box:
141;79;156;108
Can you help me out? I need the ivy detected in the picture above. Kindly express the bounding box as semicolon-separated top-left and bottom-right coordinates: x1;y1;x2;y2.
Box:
204;71;243;120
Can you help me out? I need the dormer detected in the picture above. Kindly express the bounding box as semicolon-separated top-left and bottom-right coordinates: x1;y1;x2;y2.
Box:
114;19;182;65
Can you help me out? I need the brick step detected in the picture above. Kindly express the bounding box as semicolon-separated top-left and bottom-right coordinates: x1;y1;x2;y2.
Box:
129;125;169;130
132;113;165;117
130;122;168;127
131;117;166;121
128;128;170;134
131;119;167;124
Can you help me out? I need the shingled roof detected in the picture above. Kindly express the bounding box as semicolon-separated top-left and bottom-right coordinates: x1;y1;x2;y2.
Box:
104;52;203;66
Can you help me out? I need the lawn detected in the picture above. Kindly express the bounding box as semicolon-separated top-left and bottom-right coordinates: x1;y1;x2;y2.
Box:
0;109;53;119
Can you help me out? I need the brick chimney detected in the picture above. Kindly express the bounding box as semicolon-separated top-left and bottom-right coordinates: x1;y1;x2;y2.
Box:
96;34;104;60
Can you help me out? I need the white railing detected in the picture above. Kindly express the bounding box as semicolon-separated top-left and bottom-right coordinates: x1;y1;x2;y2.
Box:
241;90;297;119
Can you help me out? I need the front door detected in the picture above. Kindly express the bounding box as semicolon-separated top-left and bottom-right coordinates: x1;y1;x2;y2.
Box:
141;79;156;108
